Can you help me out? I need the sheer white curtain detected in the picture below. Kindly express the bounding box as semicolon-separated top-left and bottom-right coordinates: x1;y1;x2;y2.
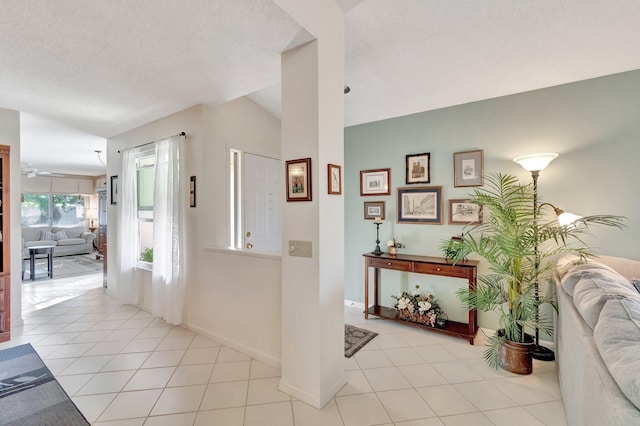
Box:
119;149;139;304
151;135;185;325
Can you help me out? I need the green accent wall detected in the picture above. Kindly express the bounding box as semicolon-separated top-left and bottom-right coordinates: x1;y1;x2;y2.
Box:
345;70;640;331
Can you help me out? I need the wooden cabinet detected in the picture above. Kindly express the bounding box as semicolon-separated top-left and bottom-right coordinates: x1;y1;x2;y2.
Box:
364;253;479;344
95;187;107;259
0;145;10;342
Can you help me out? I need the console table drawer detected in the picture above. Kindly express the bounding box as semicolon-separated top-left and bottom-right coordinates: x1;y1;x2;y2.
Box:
369;257;412;272
413;262;468;278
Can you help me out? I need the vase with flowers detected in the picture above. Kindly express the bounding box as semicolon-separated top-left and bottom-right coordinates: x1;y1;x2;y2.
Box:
387;238;404;256
391;285;447;328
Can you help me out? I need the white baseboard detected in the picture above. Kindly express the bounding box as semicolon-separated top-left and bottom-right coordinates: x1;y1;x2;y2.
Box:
344;299;364;310
185;322;281;369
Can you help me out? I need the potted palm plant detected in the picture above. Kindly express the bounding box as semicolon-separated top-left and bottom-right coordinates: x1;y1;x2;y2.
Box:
442;173;624;374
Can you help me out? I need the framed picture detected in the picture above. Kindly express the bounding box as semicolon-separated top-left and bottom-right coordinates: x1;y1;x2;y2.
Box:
364;201;385;220
286;158;312;202
328;164;342;195
110;175;118;205
360;168;391;196
189;176;196;208
397;186;443;224
448;199;482;224
454;149;484;187
406;152;430;184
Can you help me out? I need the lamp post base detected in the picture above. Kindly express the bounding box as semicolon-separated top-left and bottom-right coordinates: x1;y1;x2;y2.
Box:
531;344;555;361
372;245;383;256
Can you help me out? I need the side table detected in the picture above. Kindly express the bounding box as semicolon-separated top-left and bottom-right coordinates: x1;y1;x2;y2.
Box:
23;245;55;281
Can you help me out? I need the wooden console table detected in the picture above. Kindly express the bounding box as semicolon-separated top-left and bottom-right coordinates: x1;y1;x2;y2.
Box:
364;253;479;344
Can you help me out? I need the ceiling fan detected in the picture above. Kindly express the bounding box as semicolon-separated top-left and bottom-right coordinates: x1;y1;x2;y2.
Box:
21;163;65;178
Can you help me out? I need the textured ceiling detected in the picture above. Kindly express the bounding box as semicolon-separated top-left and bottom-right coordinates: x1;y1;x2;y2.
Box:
3;0;640;176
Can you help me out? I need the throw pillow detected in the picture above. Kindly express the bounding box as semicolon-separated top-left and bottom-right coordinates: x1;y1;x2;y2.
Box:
40;230;56;241
55;230;68;241
631;279;640;293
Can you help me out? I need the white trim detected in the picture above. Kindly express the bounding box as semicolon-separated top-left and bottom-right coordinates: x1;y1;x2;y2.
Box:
279;375;346;410
203;246;280;261
185;322;281;369
344;299;364;310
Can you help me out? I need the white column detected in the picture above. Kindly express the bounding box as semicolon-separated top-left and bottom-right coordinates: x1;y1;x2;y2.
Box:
277;2;346;409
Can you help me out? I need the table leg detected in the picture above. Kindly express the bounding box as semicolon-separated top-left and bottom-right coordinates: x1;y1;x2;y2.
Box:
48;250;53;278
364;260;369;319
30;252;36;281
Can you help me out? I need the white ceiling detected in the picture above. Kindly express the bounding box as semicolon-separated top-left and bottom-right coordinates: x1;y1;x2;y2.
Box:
3;0;640;176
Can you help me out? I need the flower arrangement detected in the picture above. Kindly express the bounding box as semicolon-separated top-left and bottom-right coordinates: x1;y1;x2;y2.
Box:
391;285;447;328
387;238;405;249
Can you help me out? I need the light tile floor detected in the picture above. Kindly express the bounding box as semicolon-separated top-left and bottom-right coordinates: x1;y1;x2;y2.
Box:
2;273;568;425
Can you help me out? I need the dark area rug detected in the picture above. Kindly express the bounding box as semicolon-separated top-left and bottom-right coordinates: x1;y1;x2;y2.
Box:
0;343;89;425
345;324;378;358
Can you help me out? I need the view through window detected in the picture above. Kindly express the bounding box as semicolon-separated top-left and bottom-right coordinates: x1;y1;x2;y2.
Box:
21;194;86;227
137;150;155;263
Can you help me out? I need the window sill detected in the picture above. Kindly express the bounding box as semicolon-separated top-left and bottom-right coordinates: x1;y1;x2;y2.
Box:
204;246;281;261
136;261;152;271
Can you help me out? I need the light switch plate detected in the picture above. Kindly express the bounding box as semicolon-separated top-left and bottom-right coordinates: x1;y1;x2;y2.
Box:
289;240;312;258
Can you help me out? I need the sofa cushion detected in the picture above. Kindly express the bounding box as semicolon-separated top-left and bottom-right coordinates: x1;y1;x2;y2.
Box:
52;226;85;239
594;297;640;410
22;226;50;243
56;238;87;246
561;261;636;297
55;230;68;240
40;230;56;241
631;279;640;293
572;271;640;329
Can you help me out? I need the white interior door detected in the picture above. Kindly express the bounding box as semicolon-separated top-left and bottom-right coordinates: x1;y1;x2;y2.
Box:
243;153;282;254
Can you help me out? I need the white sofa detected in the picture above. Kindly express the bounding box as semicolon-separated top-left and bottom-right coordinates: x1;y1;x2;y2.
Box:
554;255;640;426
22;226;96;258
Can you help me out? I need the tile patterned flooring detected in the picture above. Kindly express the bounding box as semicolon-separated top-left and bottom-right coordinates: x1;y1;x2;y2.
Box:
2;274;568;425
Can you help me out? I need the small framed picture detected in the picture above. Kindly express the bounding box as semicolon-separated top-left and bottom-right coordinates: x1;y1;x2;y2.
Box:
286;158;312;202
397;186;443;224
454;149;484;187
406;152;430;184
448;199;482;225
364;201;385;220
189;176;196;208
328;164;342;195
360;168;391;196
110;175;118;205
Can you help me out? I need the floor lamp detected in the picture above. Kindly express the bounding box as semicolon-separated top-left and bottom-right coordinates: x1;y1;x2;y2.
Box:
513;152;558;361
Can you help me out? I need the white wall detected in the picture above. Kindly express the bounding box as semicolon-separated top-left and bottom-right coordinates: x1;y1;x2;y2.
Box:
187;97;283;365
107;98;284;365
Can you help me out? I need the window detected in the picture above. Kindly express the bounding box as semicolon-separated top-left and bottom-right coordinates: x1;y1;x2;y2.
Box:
21;194;86;227
137;150;155;263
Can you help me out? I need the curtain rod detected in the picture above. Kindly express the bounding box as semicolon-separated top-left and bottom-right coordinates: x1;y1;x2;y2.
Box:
117;131;186;154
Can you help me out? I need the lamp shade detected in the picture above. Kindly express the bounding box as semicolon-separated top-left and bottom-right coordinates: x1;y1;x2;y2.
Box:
513;153;559;172
557;211;583;227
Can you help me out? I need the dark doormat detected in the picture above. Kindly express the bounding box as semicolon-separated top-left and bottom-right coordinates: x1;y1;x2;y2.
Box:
345;324;378;358
0;343;90;425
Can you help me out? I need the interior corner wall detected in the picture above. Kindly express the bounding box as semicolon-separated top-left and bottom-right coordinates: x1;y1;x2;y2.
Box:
0;108;22;329
344;69;640;332
106;98;283;365
187;96;282;366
